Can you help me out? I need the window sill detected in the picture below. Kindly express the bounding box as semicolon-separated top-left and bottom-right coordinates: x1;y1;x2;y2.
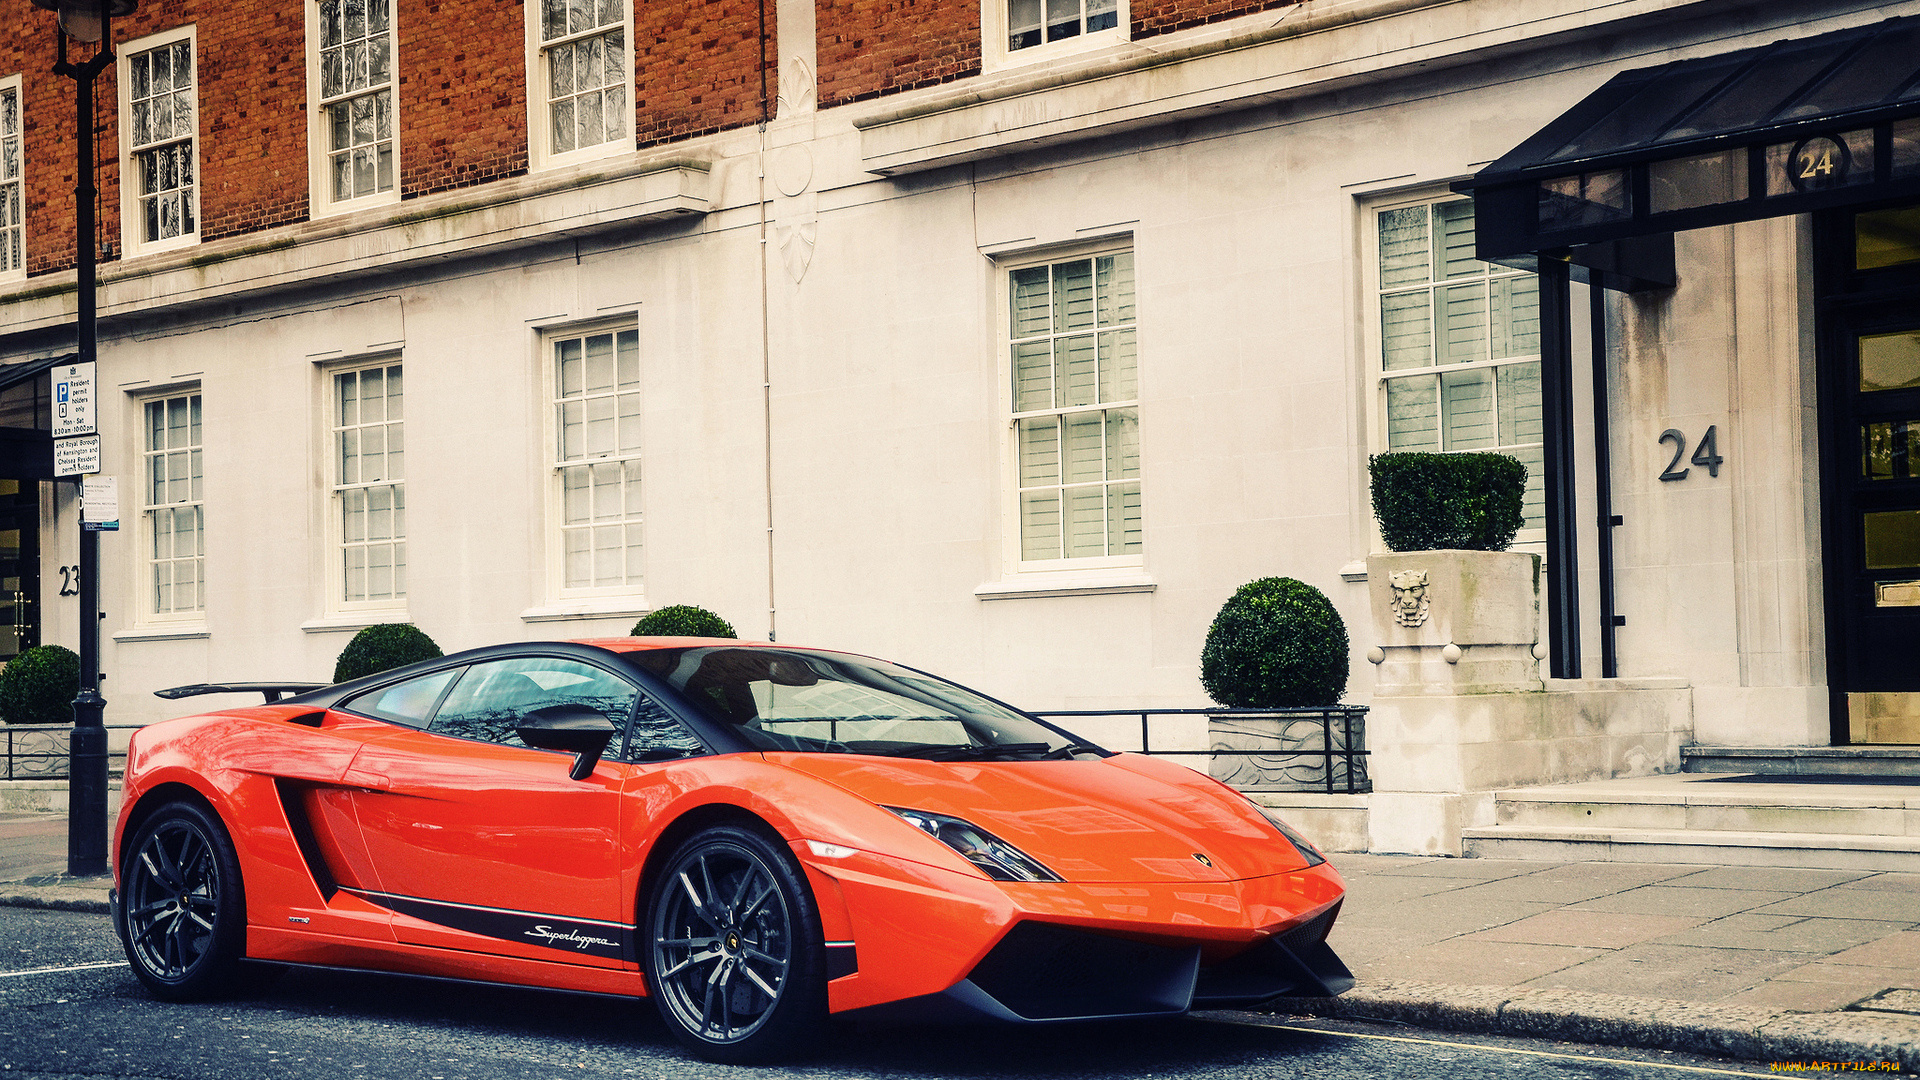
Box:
301;614;409;635
975;572;1155;601
520;599;648;625
112;625;210;642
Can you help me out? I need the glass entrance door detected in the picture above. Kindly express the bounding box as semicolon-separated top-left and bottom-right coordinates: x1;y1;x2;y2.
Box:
0;480;39;662
1819;204;1920;744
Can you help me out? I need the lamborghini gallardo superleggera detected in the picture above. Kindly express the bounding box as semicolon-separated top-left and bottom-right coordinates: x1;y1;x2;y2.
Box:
112;638;1351;1062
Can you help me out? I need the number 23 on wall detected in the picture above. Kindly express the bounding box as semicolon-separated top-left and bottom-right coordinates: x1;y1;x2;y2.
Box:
1659;425;1723;482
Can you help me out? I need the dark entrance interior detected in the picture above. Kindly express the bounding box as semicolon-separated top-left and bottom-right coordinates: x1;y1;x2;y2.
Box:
0;480;38;662
1816;201;1920;745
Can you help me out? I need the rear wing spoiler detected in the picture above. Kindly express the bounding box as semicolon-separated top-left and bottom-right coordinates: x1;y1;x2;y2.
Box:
155;682;327;703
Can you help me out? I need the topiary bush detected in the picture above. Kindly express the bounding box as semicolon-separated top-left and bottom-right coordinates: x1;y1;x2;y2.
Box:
1201;578;1349;708
631;605;737;639
0;645;82;725
334;623;443;683
1369;451;1528;552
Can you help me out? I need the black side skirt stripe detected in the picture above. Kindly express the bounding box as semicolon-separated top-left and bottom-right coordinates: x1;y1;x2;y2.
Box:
343;888;635;963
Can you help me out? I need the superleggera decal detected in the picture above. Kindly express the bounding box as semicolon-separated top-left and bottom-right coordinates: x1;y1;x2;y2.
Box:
344;888;634;962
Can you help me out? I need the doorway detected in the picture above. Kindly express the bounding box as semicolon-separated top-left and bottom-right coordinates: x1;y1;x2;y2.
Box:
1817;202;1920;744
0;479;40;662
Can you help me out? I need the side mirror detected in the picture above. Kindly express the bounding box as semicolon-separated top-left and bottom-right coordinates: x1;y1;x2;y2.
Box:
518;704;619;781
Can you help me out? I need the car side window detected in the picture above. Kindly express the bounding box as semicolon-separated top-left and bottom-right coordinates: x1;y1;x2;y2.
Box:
340;669;459;728
621;694;707;762
431;657;638;749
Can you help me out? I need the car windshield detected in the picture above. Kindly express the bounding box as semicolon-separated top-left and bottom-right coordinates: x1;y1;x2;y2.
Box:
625;647;1096;760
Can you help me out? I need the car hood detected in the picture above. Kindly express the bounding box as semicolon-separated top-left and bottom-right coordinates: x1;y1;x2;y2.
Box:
767;751;1307;883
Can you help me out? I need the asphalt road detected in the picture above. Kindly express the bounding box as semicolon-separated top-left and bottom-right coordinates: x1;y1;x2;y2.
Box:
0;907;1790;1080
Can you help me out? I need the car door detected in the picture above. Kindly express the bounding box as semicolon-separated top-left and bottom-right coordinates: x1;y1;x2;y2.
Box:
341;655;638;968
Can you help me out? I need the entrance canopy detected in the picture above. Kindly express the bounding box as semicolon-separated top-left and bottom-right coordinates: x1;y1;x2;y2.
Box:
1457;16;1920;281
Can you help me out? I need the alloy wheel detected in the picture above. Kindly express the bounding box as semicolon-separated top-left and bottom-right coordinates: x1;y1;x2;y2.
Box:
124;817;221;982
650;839;794;1045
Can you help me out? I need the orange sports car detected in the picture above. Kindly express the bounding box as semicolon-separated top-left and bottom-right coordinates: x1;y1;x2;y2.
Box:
112;638;1350;1062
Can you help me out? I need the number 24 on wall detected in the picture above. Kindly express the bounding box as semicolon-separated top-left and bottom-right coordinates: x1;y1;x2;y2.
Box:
1659;426;1723;482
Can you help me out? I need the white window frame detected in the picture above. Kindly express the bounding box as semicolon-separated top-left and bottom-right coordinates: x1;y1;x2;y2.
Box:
305;0;401;217
980;0;1127;73
117;25;200;257
524;0;635;172
0;74;25;283
137;388;206;626
327;357;407;616
1365;191;1546;549
541;318;645;602
996;240;1144;579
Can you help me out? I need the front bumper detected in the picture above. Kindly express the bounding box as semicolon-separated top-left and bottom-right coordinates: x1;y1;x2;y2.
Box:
859;898;1351;1025
806;846;1351;1021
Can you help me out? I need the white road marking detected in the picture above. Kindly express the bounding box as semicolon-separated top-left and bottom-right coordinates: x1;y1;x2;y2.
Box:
0;960;128;979
1212;1015;1769;1076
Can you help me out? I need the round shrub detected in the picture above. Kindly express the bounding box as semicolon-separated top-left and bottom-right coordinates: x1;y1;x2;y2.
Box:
1201;578;1349;708
334;623;443;683
1369;451;1528;552
0;645;82;725
631;605;737;639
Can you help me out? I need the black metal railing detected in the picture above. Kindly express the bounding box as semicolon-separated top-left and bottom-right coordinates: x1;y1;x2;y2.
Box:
1;725;140;780
1034;706;1370;794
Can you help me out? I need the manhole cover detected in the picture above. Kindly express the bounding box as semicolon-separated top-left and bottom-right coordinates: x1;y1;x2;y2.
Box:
1851;988;1920;1015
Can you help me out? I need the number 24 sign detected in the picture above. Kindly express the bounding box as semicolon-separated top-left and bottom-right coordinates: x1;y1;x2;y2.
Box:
1659;425;1723;482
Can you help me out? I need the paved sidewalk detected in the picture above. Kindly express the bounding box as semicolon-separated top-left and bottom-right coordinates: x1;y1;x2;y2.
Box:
1289;853;1920;1071
4;812;1917;1070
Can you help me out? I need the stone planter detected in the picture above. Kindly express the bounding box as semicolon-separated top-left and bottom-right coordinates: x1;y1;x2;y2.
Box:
1208;707;1370;793
1365;549;1542;695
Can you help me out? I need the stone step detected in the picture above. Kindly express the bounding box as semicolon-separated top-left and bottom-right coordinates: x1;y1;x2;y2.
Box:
1683;745;1920;777
1462;824;1920;872
1493;785;1920;836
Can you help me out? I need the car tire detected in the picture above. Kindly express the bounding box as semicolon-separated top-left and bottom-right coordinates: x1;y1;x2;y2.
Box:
117;799;248;1001
644;823;826;1064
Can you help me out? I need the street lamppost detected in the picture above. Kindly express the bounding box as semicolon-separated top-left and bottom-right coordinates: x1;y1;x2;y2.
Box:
33;0;137;878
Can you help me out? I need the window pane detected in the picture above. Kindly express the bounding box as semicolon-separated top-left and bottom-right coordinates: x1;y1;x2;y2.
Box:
1098;329;1137;403
1377;206;1430;287
1095;252;1134;326
1013;342;1052;412
1386;376;1439;450
1437;283;1489;366
1491;275;1540;360
1018;417;1060;487
1440;368;1495;450
1052;259;1094;332
1496;362;1542;447
1056;335;1097;408
1436;200;1481;279
1381;291;1432;371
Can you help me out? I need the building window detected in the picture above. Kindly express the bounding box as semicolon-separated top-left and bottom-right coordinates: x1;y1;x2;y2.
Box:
550;327;642;592
122;30;198;251
142;393;203;618
1374;197;1543;534
534;0;630;165
333;363;405;606
1008;251;1141;564
315;0;397;207
1008;0;1118;50
1;76;23;278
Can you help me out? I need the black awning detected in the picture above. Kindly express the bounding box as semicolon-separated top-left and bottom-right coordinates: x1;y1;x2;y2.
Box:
1458;16;1920;270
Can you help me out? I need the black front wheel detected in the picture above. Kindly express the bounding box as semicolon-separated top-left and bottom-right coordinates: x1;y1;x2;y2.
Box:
118;799;247;1000
644;824;826;1063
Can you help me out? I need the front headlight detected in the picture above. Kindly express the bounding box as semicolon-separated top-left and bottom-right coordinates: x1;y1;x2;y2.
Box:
884;806;1063;882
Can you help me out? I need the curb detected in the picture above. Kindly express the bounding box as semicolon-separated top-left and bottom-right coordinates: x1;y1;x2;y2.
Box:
0;877;113;915
1280;980;1920;1072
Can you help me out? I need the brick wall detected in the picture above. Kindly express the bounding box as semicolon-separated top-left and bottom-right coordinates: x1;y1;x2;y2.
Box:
1132;0;1297;40
635;0;774;147
398;0;528;199
816;0;979;108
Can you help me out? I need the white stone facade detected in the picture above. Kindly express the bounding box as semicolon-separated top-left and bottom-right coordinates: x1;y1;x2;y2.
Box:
3;0;1905;746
